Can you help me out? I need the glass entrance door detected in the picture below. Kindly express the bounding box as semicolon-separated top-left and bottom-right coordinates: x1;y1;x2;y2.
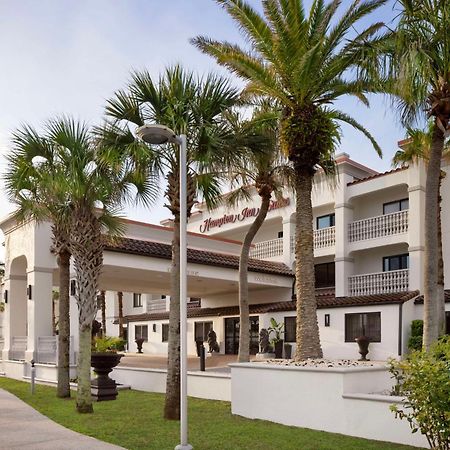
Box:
225;317;259;355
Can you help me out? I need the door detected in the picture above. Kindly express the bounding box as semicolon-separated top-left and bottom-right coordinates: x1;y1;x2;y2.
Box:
225;317;259;355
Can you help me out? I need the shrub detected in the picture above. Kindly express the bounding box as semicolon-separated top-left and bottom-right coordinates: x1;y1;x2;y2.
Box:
408;320;423;351
389;337;450;449
93;336;126;353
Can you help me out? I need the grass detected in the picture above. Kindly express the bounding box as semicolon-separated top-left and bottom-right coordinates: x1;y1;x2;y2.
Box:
0;377;418;450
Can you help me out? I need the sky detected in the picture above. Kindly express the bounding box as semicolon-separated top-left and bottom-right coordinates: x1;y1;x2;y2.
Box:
0;0;405;260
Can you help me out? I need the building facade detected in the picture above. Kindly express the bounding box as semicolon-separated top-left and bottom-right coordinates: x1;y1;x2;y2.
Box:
1;151;450;380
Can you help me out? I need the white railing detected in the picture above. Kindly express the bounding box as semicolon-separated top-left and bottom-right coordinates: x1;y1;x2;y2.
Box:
349;269;409;296
10;336;27;361
0;337;4;357
348;210;408;242
250;238;283;259
147;297;167;313
37;336;57;364
314;226;336;249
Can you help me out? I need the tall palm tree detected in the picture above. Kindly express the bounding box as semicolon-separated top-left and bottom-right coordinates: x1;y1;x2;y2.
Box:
193;0;384;360
222;108;292;361
97;65;239;419
393;124;450;336
386;0;450;349
5;126;73;399
6;117;153;413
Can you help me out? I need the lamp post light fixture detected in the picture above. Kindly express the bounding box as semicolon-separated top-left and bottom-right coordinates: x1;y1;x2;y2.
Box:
136;124;192;450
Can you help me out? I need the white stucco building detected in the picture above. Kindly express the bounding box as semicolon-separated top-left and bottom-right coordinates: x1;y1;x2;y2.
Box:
1;149;450;379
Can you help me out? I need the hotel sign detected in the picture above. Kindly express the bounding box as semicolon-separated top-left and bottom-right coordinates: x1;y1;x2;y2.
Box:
199;198;290;233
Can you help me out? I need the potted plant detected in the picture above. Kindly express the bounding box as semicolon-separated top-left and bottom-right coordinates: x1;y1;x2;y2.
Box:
135;337;145;353
91;336;125;401
268;318;284;359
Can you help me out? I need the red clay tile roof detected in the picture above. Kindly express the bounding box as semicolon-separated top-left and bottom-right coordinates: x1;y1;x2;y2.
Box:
104;237;293;277
414;290;450;304
122;290;419;322
347;166;408;186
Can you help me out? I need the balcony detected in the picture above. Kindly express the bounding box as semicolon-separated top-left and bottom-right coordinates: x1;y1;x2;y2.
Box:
147;297;167;313
249;226;336;260
348;269;409;296
348;210;408;242
10;336;27;361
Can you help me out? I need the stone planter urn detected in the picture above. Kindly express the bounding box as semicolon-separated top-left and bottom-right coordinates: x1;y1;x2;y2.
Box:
273;340;284;359
91;352;123;401
135;338;145;353
355;336;370;361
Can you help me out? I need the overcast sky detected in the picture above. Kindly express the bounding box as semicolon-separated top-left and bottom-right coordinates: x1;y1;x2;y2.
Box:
0;0;405;260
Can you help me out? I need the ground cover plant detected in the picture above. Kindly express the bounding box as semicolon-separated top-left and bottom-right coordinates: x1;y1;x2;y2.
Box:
0;378;420;450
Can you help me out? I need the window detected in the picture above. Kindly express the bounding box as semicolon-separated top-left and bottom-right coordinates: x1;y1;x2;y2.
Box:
133;293;142;307
161;295;166;300
162;324;169;342
345;312;381;342
315;262;335;288
446;311;450;335
188;297;201;307
284;317;296;342
383;198;409;215
316;213;335;230
383;254;409;272
277;231;284;239
135;325;148;341
194;321;213;342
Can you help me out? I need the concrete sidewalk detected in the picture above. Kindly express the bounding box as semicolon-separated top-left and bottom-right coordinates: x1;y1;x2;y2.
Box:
0;388;125;449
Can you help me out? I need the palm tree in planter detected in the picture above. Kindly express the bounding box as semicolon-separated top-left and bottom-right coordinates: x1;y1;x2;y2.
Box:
193;0;384;360
5;125;74;399
392;124;450;335
223;107;292;362
7;117;153;413
97;65;239;419
384;0;450;349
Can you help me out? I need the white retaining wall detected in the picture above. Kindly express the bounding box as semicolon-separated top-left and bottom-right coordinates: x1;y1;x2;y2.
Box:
230;363;428;448
111;366;231;402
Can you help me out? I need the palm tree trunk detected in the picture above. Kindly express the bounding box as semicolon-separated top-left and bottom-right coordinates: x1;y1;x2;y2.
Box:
118;292;124;339
57;249;71;398
294;171;323;360
437;178;445;336
238;193;271;362
70;209;103;414
100;291;106;336
423;124;445;349
164;214;181;420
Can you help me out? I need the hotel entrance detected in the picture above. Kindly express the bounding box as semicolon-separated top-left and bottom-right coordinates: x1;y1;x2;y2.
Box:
224;316;259;355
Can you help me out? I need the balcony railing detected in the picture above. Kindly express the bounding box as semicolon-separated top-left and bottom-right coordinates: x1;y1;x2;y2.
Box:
10;336;27;361
146;298;167;313
348;210;408;242
36;336;57;364
0;337;4;357
250;238;283;259
314;226;336;249
348;269;409;296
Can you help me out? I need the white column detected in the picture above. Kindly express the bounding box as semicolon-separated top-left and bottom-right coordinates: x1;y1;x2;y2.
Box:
334;173;354;297
282;217;296;267
408;161;427;292
25;268;54;361
1;275;27;360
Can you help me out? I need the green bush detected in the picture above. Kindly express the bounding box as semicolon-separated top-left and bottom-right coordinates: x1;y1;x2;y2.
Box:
93;336;126;353
389;337;450;449
408;320;423;351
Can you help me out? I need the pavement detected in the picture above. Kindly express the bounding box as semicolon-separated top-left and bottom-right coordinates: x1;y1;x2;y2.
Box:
0;388;124;450
118;353;256;372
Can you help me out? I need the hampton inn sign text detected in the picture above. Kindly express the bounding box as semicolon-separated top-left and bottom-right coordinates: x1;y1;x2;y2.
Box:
199;198;290;233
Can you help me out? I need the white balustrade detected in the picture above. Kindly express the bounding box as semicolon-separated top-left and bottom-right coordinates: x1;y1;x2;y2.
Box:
37;336;57;364
146;297;167;313
10;336;27;361
349;269;409;296
250;238;283;259
0;337;4;356
348;210;408;242
314;226;336;249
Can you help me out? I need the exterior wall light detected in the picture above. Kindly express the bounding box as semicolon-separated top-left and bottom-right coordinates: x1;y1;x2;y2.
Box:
325;314;330;327
4;290;8;303
27;285;32;300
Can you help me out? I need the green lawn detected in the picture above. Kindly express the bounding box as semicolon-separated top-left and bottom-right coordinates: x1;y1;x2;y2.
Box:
0;378;418;450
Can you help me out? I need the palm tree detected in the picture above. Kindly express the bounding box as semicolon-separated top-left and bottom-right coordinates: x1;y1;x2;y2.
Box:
393;124;450;336
386;0;450;349
222;108;292;361
193;0;384;360
97;65;238;419
6;117;153;413
5;126;73;399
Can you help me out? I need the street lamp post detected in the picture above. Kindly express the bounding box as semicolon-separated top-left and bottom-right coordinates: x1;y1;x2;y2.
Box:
136;124;192;450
